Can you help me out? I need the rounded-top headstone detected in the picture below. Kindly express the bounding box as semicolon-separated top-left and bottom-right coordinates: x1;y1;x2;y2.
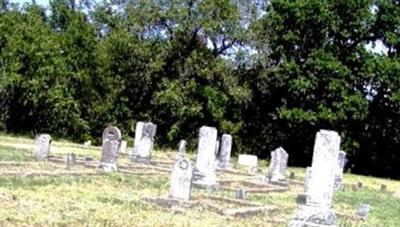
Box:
102;126;122;141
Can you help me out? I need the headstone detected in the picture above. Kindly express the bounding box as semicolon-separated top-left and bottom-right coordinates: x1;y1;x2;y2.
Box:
290;130;341;227
380;184;387;192
134;122;145;147
215;140;220;156
130;122;157;162
237;154;258;173
119;140;128;153
356;204;370;220
334;150;346;189
235;188;246;200
357;182;363;189
193;126;219;188
303;167;312;193
66;152;76;169
34;134;52;160
169;157;193;201
83;140;91;148
218;134;233;170
352;184;359;192
177;140;186;159
289;172;296;180
99;126;121;172
267;147;289;185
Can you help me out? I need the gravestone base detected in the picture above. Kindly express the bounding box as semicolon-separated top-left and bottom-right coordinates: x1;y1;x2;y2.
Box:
131;156;151;164
99;163;118;172
289;205;336;227
268;179;289;187
142;196;197;209
218;163;233;171
193;172;219;190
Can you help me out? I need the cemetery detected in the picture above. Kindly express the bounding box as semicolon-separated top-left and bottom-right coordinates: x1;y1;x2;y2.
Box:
0;126;399;226
1;0;400;226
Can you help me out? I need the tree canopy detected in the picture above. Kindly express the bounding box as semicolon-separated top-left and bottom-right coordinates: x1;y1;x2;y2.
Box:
0;0;399;179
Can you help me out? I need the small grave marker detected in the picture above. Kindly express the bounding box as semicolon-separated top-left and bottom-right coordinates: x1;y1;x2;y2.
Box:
34;134;52;161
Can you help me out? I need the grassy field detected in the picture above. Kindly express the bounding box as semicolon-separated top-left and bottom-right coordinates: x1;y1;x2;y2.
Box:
0;133;399;226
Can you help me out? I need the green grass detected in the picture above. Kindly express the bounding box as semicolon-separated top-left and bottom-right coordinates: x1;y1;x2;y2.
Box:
0;133;399;226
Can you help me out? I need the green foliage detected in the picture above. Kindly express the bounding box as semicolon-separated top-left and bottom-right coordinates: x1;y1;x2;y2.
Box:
0;0;399;178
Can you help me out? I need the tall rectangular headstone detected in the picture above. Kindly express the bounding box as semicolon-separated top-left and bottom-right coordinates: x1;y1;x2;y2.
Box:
100;126;121;172
267;147;289;184
169;157;193;201
334;150;346;189
218;134;233;170
193;126;219;188
130;122;157;162
290;129;341;227
134;122;145;147
34;134;52;160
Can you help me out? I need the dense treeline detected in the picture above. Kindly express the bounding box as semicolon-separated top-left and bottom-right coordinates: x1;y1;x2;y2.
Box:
0;0;399;178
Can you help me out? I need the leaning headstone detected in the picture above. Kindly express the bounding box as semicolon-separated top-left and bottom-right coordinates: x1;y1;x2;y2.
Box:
119;140;128;153
169;157;193;201
99;126;121;172
193;126;219;189
290;130;341;227
218;134;233;170
334;150;346;189
267;147;289;185
177;140;186;159
34;134;52;160
130;122;157;162
237;154;258;173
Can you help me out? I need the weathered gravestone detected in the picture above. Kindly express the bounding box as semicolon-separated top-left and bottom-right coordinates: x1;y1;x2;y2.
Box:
66;152;76;169
169;157;193;201
99;126;121;172
119;140;128;153
267;147;289;185
237;154;258;173
290;130;341;227
130;122;157;162
34;134;52;160
177;140;186;159
334;150;346;189
218;134;233;170
193;126;219;188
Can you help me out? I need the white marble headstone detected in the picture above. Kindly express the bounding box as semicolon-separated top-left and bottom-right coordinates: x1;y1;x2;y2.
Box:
169;157;193;201
34;134;52;160
268;147;289;182
194;126;218;188
100;126;121;172
130;122;157;162
119;140;128;153
290;129;341;227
